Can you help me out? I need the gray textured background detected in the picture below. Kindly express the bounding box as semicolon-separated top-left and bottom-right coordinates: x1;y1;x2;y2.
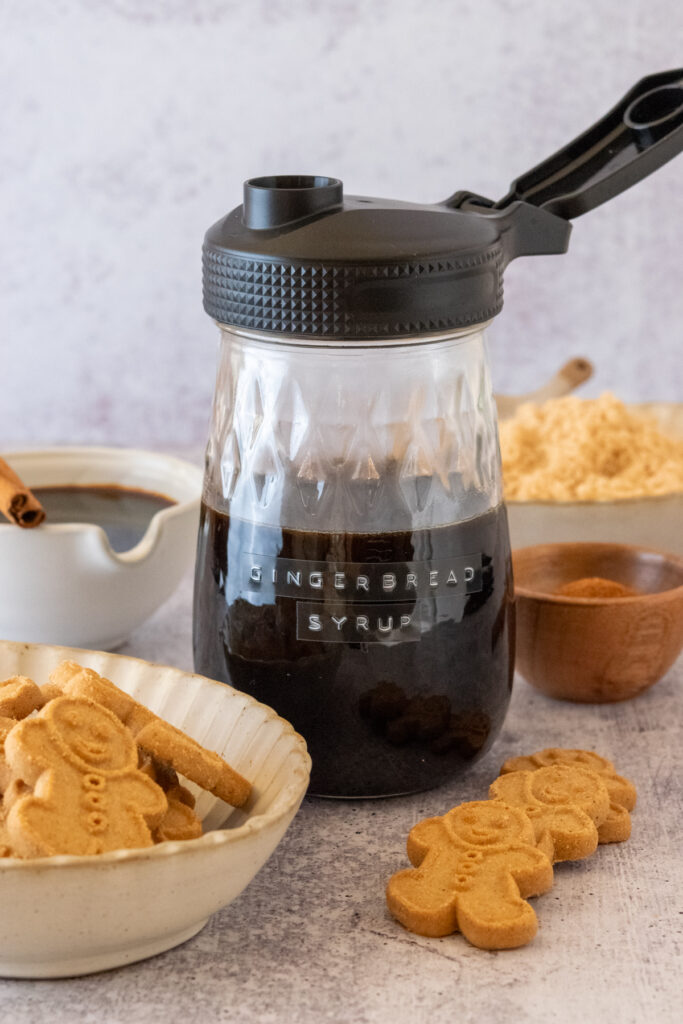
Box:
1;0;681;449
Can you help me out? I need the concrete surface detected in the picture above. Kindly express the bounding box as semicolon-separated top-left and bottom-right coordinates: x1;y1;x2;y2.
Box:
1;568;680;1024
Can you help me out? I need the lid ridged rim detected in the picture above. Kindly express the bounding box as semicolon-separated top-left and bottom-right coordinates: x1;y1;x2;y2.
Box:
202;241;504;338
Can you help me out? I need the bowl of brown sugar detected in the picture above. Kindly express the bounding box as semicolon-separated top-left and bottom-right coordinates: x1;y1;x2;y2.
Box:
500;394;683;556
512;541;683;702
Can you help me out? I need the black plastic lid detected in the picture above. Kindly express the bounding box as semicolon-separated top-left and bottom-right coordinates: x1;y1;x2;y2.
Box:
203;70;683;339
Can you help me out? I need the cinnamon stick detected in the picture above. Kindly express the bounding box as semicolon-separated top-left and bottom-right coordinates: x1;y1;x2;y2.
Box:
0;457;46;528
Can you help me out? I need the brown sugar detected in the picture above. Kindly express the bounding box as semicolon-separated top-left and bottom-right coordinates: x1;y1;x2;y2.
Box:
555;576;640;599
499;393;683;501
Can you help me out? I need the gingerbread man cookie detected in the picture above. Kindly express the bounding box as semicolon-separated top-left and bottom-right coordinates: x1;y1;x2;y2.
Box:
138;750;203;843
499;748;636;844
386;800;553;949
153;785;203;843
489;764;612;863
0;676;44;720
0;715;16;794
4;696;168;857
48;661;251;808
0;803;12;858
0;678;46;799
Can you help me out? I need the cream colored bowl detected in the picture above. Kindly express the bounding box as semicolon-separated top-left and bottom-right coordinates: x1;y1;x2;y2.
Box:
0;641;311;978
507;492;683;556
0;447;203;649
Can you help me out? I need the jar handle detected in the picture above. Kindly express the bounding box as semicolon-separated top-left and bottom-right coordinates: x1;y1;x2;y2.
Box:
445;69;683;263
494;68;683;219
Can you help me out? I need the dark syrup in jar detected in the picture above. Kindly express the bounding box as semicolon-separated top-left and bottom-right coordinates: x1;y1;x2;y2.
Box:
193;503;514;797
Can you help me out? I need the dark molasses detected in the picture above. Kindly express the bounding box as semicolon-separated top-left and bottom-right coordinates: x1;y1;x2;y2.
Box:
193;504;514;797
34;484;175;553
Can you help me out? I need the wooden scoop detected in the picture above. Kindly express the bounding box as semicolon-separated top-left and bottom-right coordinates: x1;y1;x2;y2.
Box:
495;357;593;420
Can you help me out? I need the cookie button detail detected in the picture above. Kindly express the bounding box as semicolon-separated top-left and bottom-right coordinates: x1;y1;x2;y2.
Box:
83;773;105;791
87;811;108;835
82;790;104;810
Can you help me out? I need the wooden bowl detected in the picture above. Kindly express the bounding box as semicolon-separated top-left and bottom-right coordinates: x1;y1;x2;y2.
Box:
513;542;683;702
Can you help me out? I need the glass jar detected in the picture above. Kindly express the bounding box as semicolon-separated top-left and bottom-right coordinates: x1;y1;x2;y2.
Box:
193;323;514;797
194;71;682;795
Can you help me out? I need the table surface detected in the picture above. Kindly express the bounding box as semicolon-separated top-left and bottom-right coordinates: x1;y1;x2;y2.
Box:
1;569;681;1024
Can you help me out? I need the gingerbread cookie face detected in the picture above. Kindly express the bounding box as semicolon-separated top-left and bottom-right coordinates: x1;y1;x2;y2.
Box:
387;800;553;949
4;696;168;857
500;748;636;844
443;801;536;849
489;764;611;863
49;698;137;773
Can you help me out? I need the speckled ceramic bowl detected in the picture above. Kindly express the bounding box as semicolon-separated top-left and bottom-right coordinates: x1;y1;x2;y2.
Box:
0;641;310;978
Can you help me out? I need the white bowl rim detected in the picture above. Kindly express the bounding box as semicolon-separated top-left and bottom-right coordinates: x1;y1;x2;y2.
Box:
1;445;203;477
0;639;311;873
0;446;203;500
0;446;203;562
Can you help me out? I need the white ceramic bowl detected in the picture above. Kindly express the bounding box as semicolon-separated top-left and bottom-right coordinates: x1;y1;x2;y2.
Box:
0;640;311;978
507;492;683;556
505;402;683;556
0;448;203;649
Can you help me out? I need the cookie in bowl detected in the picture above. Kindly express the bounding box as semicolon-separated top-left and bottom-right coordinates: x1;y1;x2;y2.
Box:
0;642;310;978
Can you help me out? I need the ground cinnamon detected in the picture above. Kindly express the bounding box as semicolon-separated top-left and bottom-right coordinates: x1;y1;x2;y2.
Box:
0;458;46;528
555;576;639;599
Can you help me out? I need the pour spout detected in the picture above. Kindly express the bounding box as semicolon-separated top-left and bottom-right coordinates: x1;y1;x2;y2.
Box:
243;175;343;230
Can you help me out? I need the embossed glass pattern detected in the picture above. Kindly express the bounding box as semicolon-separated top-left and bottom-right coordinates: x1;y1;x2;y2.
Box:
203;326;502;532
195;325;513;797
